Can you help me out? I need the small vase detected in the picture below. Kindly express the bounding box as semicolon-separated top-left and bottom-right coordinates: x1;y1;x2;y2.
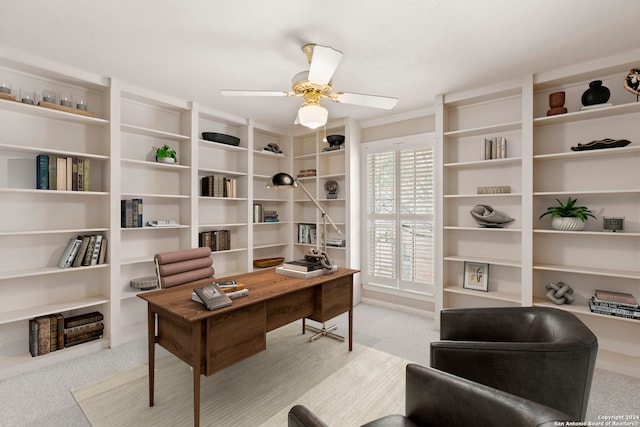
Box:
581;80;610;106
551;216;585;231
547;91;567;116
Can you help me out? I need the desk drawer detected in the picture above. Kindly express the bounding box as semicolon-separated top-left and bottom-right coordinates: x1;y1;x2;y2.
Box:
309;276;352;322
205;303;266;375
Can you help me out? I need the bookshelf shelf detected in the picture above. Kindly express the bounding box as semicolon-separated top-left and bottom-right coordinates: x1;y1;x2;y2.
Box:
0;295;109;325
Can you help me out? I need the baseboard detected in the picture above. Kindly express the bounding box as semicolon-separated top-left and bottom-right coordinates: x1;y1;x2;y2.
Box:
360;297;435;319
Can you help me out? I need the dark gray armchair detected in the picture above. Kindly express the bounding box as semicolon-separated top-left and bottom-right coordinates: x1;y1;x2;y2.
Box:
430;306;598;420
288;364;574;427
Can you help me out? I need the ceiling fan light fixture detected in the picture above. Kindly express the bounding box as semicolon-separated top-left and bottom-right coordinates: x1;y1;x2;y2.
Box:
298;103;328;129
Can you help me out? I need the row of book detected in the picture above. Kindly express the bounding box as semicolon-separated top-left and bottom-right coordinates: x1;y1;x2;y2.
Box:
121;198;143;228
298;223;317;244
482;136;507;160
199;230;231;251
58;234;107;268
201;175;237;198
36;154;91;191
29;311;104;357
588;290;639;320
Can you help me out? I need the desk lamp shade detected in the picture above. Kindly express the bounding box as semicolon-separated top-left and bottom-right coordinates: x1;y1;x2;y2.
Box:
267;172;298;188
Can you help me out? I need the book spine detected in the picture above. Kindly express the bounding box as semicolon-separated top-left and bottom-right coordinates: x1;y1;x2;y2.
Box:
36;316;51;355
66;156;73;191
65;324;105;340
65;320;104;335
64;312;104;329
56;157;67;191
58;237;82;268
98;237;108;264
81;235;97;266
29;319;38;357
72;236;91;267
55;313;64;350
71;157;78;191
36;154;49;190
589;300;640;319
49;155;57;190
90;235;103;265
83;158;90;191
77;157;84;191
49;314;58;352
137;198;143;227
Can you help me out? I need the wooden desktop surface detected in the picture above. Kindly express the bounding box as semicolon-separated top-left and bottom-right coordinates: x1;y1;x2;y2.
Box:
138;267;358;427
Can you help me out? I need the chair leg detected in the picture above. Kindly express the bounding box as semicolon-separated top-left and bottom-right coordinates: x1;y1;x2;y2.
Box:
305;321;345;342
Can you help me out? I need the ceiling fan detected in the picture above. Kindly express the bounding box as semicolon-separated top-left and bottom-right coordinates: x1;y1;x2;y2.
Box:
220;44;398;129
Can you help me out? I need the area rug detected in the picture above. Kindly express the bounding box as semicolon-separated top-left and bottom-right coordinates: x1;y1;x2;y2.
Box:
72;322;408;426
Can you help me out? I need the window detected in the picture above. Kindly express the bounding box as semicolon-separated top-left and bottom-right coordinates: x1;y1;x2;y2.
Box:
362;134;434;295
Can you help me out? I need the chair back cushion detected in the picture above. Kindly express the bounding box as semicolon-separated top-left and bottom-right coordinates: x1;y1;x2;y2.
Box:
154;247;214;288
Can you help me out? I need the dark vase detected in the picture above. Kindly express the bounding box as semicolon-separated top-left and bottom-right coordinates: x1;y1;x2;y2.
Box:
581;80;610;106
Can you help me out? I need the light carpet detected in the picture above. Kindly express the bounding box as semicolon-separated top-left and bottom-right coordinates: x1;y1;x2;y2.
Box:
72;322;407;427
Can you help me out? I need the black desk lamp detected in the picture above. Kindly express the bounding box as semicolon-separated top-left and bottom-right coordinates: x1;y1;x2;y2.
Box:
267;172;342;269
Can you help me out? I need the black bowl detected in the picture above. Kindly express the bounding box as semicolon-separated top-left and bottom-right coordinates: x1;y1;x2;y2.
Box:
202;132;240;146
326;135;345;147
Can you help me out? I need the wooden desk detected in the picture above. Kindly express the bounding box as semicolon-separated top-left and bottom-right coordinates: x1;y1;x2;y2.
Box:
138;267;358;427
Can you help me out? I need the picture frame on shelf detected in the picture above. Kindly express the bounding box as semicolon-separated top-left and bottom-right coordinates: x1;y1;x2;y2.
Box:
463;261;489;292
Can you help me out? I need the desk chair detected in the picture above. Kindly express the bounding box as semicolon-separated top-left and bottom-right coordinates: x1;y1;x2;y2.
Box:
154;247;215;288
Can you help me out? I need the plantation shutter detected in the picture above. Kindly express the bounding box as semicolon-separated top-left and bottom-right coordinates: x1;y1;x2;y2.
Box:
363;136;435;295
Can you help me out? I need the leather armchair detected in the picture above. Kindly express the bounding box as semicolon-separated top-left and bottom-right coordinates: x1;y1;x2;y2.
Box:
288;364;574;427
430;307;598;420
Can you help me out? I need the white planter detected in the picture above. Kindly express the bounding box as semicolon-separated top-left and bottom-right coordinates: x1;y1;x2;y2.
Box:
551;216;585;231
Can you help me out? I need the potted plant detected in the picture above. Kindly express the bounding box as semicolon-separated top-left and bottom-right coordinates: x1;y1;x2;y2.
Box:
155;144;177;164
539;197;596;231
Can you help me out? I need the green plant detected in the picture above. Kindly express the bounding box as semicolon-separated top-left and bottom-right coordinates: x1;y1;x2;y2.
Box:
539;197;596;221
155;144;177;161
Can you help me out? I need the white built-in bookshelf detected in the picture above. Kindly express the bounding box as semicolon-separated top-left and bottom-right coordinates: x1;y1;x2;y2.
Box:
0;54;362;379
436;51;640;377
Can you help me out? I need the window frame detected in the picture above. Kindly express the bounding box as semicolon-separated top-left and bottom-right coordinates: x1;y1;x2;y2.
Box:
360;132;435;296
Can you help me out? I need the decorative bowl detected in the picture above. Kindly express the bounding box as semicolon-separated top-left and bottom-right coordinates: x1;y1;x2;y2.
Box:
253;257;284;268
202;132;240;146
325;135;345;147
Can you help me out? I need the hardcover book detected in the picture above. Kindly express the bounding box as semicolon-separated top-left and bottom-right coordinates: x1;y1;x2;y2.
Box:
36;154;49;190
282;259;323;272
193;283;232;311
64;311;104;329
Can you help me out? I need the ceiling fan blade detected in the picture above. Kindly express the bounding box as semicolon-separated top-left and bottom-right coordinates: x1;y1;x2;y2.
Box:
307;45;343;86
220;90;290;97
333;92;398;109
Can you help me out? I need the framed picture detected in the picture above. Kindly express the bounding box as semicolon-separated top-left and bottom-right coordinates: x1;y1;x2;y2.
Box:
463;261;489;291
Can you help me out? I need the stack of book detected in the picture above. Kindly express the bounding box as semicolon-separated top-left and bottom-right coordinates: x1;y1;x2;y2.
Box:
58;234;108;268
199;230;231;251
282;259;323;273
264;210;279;222
589;290;639;320
191;280;249;307
29;311;104;357
64;312;104;347
120;198;143;228
201;175;237;198
326;238;346;247
36;154;91;191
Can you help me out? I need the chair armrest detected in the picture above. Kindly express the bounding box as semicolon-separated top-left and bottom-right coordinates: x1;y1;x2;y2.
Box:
288;405;329;427
405;364;575;427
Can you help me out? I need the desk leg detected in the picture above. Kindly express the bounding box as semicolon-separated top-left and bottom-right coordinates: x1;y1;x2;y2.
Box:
147;306;155;407
192;320;202;427
348;307;353;351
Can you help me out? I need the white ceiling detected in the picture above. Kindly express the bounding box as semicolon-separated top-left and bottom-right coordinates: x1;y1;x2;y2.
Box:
2;0;639;131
